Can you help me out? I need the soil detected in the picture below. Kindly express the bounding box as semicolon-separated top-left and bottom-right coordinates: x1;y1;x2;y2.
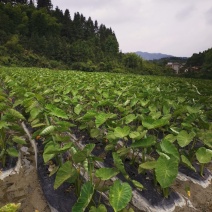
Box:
173;163;212;212
0;146;50;212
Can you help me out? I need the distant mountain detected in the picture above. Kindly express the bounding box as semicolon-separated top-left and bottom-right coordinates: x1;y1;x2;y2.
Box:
135;51;175;60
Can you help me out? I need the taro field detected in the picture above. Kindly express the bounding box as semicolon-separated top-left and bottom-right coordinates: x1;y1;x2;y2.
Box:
0;67;212;212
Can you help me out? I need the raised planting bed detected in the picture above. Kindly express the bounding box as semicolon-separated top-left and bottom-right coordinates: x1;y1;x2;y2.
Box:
0;67;212;211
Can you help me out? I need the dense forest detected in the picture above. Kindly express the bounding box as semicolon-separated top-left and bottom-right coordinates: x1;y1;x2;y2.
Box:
0;1;211;78
0;0;172;75
182;48;212;79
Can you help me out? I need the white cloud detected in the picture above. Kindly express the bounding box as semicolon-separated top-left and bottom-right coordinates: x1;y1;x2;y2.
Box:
52;0;212;57
205;7;212;25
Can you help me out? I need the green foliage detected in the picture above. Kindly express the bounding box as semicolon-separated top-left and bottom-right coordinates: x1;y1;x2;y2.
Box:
54;161;77;189
114;126;130;138
0;2;172;76
109;180;132;212
89;204;107;212
113;152;129;179
183;48;212;79
131;136;156;148
95;167;119;180
196;147;212;164
155;155;179;188
0;66;212;206
177;130;196;147
0;203;21;212
123;53;143;72
181;155;196;171
138;161;157;173
72;182;94;212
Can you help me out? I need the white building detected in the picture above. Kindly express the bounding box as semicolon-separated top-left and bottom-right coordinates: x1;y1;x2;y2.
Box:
166;62;181;74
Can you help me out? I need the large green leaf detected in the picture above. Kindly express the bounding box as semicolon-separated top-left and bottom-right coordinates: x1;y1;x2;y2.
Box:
74;104;83;115
117;147;130;157
129;131;147;140
29;107;42;121
6;147;19;157
0;121;9;129
90;128;101;138
138;161;157;173
150;111;161;120
155;155;178;188
142;117;169;129
198;130;212;148
130;98;139;107
181;155;196;171
46;104;68;119
95;168;119;180
186;106;201;114
125;114;136;124
131;180;144;190
81;111;97;121
109;180;132;212
160;139;179;160
43;141;59;163
131;136;156;148
0;103;7;111
114;126;130;138
113;152;128;179
40;125;55;135
72;181;94;212
164;134;176;143
196;147;212;164
177;130;196;147
58;142;73;152
7;109;26;120
12;136;27;145
84;143;95;156
95;112;116;128
72;150;87;163
163;103;170;115
54;161;77;189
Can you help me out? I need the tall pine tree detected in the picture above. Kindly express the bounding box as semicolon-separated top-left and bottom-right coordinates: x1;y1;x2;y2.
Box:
37;0;52;10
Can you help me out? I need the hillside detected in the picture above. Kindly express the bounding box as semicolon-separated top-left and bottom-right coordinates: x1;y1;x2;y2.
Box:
0;1;210;79
0;0;170;76
181;48;212;79
135;51;174;60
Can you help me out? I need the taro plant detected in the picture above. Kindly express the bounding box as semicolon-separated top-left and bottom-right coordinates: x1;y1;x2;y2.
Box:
0;88;26;168
195;147;212;176
131;135;156;163
109;180;132;212
1;67;212;209
138;139;179;198
155;139;179;198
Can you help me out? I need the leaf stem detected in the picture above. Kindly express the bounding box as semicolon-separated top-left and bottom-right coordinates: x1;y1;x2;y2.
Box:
142;148;146;162
200;163;204;177
162;187;169;198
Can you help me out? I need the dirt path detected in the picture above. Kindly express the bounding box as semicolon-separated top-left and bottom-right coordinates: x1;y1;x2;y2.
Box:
0;146;50;212
174;180;212;212
174;163;212;212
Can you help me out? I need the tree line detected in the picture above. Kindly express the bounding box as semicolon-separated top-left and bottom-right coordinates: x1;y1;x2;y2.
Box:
181;48;212;79
0;0;171;75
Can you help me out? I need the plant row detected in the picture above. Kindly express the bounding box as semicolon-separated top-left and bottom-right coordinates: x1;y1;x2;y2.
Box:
0;67;212;211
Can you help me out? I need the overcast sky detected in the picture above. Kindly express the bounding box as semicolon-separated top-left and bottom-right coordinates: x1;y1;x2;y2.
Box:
51;0;212;57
